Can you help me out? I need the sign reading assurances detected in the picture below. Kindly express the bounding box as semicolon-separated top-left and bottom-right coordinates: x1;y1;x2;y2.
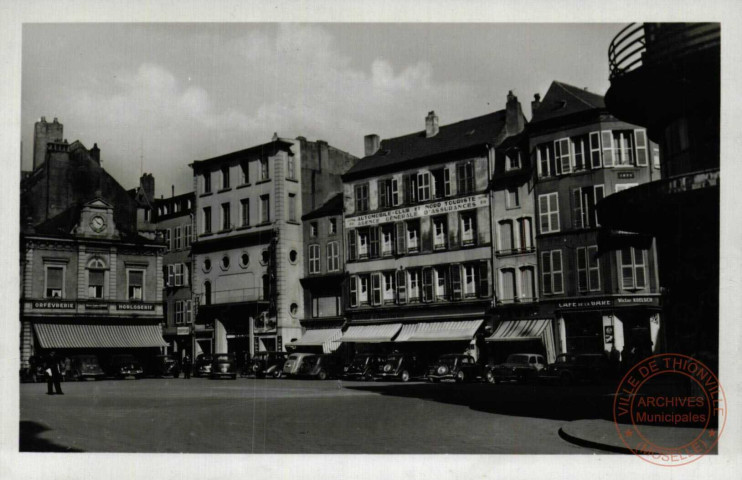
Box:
345;194;488;228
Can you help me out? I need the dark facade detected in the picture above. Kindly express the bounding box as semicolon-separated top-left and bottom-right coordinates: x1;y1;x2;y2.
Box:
530;81;663;360
20;120;166;370
601;23;720;361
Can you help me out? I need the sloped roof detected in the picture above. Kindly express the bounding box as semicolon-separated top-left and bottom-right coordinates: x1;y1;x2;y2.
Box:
530;81;606;124
302;192;344;221
344;110;508;179
29;204;153;243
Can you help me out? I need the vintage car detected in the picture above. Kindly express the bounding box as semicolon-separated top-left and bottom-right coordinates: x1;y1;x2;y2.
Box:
486;353;546;383
193;354;213;377
143;354;181;378
540;353;613;385
209;353;237;379
373;353;425;382
282;352;316;377
248;351;288;378
104;354;144;379
68;354;105;381
427;354;482;383
342;353;385;381
295;354;343;380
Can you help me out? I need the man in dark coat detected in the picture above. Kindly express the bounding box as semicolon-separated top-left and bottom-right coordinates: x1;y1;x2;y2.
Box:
182;354;192;379
45;351;64;395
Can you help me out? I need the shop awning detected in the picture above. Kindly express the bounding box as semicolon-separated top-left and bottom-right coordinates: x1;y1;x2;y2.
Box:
340;324;403;343
394;320;484;342
486;319;557;363
287;328;342;354
34;322;168;349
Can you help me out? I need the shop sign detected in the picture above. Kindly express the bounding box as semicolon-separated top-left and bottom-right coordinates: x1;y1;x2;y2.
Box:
345;194;488;228
557;296;660;310
557;299;612;310
177;326;190;336
617;172;635;179
84;303;109;310
116;303;155;311
33;301;75;309
614;296;660;307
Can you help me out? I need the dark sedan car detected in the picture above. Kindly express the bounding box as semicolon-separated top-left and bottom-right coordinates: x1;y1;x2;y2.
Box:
209;353;237;379
427;354;482;383
486;353;546;383
145;354;181;378
540;353;614;385
373;353;425;382
193;354;213;377
249;351;288;378
69;354;105;381
342;354;385;381
104;354;144;379
295;354;343;380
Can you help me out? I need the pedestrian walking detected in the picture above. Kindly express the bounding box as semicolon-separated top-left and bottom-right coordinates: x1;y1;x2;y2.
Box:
45;351;64;395
63;356;71;382
182;354;192;379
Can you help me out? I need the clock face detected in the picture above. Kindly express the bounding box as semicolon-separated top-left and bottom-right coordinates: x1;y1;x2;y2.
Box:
90;215;107;233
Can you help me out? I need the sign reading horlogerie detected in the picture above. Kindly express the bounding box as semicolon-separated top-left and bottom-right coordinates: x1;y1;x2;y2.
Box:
345;194;488;228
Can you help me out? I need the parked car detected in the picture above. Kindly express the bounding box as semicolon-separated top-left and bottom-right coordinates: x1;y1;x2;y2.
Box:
104;354;144;379
486;353;546;383
373;353;425;382
193;354;213;377
540;353;613;385
248;351;288;378
294;354;343;380
209;353;237;379
427;354;482;383
68;354;105;381
145;354;181;378
342;353;385;381
282;352;316;377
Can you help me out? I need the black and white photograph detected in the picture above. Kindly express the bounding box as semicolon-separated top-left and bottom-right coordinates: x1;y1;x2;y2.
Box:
1;1;740;479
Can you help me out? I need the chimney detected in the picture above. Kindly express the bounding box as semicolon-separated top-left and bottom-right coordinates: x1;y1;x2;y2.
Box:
506;91;525;135
531;93;541;116
425;111;439;138
171;185;175;198
33;116;63;170
364;134;380;156
90;143;100;165
140;173;155;202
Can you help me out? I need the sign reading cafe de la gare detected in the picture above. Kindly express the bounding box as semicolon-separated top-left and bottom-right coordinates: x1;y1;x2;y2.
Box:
345;194;489;228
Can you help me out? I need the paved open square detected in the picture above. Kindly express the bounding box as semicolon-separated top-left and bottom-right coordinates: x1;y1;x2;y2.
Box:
20;377;607;454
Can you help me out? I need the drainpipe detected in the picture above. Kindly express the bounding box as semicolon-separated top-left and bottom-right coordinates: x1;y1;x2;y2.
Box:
486;144;498;329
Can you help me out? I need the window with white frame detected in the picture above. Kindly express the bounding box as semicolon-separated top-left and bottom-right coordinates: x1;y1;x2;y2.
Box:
417;172;431;201
185;300;192;323
506;149;521;171
406;220;420;252
327;241;339;272
174;226;182;250
620;247;647;290
520;267;536;301
175;301;185;325
371;273;383;306
355;183;369;212
572;134;589;171
88;269;105;299
613;130;636;166
310;222;318;237
554;138;572;174
383;272;396;303
408;269;421;301
357;229;369;258
127;269;144;300
537;143;557;178
381;224;394;256
460;212;476;246
577;246;601;292
506;186;520;209
538;192;560;233
308;244;321;274
457;162;474;194
358;275;369;305
174;263;185;286
378;178;393;208
434;267;447;300
589;132;602;168
433;216;447;250
541;250;564;295
463;264;477;298
572;185;604;229
499;268;517;302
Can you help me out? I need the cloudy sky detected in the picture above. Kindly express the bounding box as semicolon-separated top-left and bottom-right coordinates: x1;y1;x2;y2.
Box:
22;23;620;196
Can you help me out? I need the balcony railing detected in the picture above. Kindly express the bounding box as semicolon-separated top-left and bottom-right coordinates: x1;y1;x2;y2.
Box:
609;23;720;80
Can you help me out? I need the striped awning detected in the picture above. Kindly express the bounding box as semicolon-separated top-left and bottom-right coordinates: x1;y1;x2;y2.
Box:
288;328;342;354
394;320;484;342
34;322;168;349
340;324;402;343
486;319;557;363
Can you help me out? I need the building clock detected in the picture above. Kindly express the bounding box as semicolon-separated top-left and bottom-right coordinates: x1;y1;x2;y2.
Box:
90;215;107;233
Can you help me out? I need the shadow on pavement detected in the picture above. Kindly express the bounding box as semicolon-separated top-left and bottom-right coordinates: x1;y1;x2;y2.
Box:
19;421;83;452
343;381;617;421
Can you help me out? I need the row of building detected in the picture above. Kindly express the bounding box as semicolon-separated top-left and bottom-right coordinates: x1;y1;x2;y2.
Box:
20;23;719;370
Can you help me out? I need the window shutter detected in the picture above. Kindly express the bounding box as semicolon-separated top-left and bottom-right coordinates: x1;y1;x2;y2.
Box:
589;132;602;168
587;246;600;291
377;180;386;208
403;175;410;204
369;227;380;258
167;264;174;287
391;178;399;205
349;276;358;307
576;247;588;292
634;249;647;289
395;222;406;255
594;185;605;226
634;129;648;166
371;273;382;306
601;131;615;167
558;138;571;174
552;250;564;293
396;270;407;304
478;261;490;298
572;189;583;229
347;230;356;261
541;251;552;294
422;268;434;302
443;168;451;196
450;265;462;301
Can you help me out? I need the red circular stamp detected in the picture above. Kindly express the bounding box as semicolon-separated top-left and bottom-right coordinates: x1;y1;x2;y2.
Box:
613;353;726;466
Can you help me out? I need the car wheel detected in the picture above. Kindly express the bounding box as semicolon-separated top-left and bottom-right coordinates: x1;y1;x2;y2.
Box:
456;371;466;383
486;371;495;384
273;370;282;379
559;372;572;386
318;370;328;381
400;370;410;382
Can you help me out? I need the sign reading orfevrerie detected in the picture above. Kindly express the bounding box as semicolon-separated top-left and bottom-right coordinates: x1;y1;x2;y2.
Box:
344;194;488;228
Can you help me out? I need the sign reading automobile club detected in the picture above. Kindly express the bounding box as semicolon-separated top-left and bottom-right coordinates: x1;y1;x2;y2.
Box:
345;194;488;228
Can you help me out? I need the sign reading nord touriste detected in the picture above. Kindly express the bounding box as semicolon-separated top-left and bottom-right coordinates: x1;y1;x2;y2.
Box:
345;194;488;228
